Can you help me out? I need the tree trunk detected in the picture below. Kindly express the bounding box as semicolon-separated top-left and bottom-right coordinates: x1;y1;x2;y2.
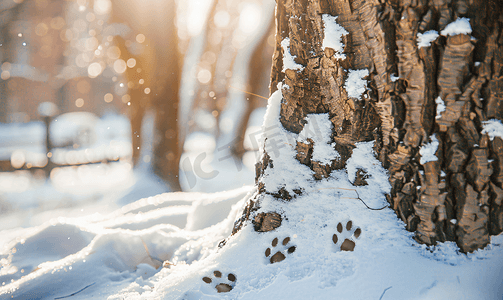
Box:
108;0;182;191
150;0;182;192
232;0;503;253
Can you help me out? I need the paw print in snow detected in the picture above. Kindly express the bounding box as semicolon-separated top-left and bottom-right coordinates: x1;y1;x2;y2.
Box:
332;221;361;251
265;237;296;264
202;271;237;293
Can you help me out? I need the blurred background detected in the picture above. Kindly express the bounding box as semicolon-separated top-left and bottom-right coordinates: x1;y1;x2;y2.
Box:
0;0;275;231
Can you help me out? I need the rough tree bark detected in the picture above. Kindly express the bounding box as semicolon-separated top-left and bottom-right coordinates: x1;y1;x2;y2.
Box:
232;0;503;253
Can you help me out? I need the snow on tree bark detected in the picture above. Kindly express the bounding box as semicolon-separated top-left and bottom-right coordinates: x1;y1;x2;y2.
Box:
233;0;503;253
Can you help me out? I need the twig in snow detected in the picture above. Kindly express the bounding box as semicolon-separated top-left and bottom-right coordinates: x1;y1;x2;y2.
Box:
54;282;96;299
140;237;164;267
318;187;389;210
378;286;393;300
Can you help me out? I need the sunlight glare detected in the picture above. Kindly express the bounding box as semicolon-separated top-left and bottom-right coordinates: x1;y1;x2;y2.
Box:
94;0;111;15
214;10;230;28
239;3;261;34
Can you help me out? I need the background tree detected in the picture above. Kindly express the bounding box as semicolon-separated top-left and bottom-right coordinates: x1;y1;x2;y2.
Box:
233;0;503;253
105;0;182;191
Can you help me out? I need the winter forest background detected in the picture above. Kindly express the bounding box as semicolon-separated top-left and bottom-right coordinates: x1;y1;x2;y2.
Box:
0;0;502;299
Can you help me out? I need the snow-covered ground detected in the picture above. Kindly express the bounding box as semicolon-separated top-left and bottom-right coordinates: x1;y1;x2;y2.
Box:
1;150;502;299
1;90;502;300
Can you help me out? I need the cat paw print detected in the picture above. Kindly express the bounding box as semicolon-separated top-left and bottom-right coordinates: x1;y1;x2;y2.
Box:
202;271;236;293
265;237;296;264
332;221;361;252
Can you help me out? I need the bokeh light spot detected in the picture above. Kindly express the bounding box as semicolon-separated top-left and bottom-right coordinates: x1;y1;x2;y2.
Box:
104;93;113;103
113;59;127;74
214;11;230;28
75;98;84;108
1;71;10;80
136;34;145;43
127;58;136;68
87;62;102;78
122;94;131;103
50;17;65;30
35;23;48;37
107;46;120;59
94;0;111;15
197;69;211;84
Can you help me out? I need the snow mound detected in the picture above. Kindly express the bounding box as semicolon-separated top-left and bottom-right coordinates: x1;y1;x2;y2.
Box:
0;187;253;299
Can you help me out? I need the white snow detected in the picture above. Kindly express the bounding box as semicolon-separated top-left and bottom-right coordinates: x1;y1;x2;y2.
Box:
1;111;503;300
417;30;439;48
419;134;439;164
259;84;314;194
346;141;390;193
435;96;446;119
441;18;472;36
2;137;501;299
321;14;348;59
345;69;369;99
482;119;503;141
298;113;339;164
281;38;304;72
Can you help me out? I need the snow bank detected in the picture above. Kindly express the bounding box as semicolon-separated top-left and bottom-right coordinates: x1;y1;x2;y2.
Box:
441;18;472;36
0;187;254;299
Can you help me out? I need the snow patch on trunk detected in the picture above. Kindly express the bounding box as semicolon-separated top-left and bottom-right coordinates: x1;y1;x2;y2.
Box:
435;96;446;119
321;14;348;60
417;30;439;48
441;18;472;36
419;134;439;164
260;84;313;194
482;119;503;141
298;113;339;164
345;69;369;99
281;38;304;72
